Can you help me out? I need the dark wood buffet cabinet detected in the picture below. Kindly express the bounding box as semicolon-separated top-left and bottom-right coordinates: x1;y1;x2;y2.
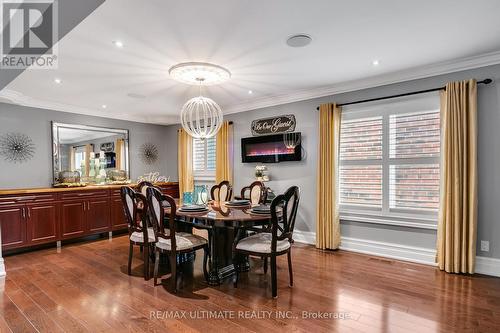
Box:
0;182;179;252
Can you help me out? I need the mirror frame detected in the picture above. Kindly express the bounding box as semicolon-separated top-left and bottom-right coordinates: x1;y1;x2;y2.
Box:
51;122;130;185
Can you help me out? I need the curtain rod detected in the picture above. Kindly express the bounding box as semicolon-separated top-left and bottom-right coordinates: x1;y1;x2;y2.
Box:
315;78;493;110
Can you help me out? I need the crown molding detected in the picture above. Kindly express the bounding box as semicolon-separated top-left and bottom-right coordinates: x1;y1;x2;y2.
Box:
0;89;178;125
1;50;500;124
223;50;500;115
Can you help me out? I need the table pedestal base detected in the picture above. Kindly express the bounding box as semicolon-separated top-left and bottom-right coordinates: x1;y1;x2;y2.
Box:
203;227;252;286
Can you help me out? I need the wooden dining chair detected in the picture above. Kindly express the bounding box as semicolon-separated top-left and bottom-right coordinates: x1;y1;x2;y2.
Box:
147;187;209;292
233;186;300;298
239;181;267;205
210;180;233;202
138;181;154;197
121;186;155;280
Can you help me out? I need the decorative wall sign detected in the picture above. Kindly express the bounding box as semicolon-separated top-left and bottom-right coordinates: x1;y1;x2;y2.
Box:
251;114;296;136
0;132;35;163
100;142;114;152
137;172;169;183
139;143;159;165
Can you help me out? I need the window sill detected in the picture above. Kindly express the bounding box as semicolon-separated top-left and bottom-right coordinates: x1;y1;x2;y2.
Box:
194;174;216;183
340;211;437;230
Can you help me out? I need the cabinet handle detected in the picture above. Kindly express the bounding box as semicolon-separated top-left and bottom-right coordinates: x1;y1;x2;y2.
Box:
17;196;36;201
27;207;31;219
21;207;25;219
77;193;96;196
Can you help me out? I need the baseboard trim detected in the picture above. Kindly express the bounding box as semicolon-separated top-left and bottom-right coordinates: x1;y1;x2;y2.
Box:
293;230;500;277
339;236;437;266
293;230;316;245
475;256;500;277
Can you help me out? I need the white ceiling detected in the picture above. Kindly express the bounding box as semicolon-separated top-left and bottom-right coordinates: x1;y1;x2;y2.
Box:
3;0;500;124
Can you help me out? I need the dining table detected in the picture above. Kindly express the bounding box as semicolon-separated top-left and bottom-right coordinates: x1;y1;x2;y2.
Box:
165;200;274;285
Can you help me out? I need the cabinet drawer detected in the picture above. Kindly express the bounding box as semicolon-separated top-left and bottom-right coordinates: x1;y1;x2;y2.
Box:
0;193;58;206
61;190;109;200
111;188;124;197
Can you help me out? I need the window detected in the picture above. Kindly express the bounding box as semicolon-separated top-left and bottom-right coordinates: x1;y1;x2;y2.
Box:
73;146;86;171
193;137;216;179
339;94;440;226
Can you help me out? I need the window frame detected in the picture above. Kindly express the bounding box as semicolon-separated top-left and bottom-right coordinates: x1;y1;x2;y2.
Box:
339;93;440;229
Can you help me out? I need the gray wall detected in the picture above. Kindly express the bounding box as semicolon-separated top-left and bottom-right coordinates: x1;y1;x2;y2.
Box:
0;103;176;188
2;63;499;259
166;64;500;259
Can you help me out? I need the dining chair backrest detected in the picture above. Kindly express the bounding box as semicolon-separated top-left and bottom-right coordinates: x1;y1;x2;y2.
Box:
270;186;300;249
241;181;267;205
147;187;177;250
211;180;233;202
138;181;154;197
121;186;147;235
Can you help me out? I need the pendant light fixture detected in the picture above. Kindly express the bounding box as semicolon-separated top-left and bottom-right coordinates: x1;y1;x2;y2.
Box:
169;62;230;140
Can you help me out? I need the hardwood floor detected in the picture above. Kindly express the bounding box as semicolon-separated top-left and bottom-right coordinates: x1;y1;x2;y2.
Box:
1;235;500;333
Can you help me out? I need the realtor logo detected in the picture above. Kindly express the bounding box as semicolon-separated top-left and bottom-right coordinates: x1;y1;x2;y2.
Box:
1;0;58;69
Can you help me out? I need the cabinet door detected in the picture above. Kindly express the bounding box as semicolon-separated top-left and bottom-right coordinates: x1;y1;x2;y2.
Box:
111;196;127;230
0;205;26;250
26;203;58;245
61;200;86;239
87;198;111;233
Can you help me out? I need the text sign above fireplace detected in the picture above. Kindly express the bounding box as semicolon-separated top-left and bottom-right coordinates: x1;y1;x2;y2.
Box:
251;114;296;136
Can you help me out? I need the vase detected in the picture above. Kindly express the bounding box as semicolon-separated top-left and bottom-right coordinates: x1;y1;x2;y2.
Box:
194;185;208;204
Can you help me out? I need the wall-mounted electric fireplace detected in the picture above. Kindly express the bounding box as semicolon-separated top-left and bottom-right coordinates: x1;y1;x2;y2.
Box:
241;133;302;163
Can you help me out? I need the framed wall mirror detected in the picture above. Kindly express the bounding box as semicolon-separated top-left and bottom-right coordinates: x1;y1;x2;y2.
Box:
52;122;130;186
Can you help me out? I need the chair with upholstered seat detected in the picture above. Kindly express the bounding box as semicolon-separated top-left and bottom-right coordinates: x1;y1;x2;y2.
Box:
121;186;155;280
210;180;233;202
233;186;300;298
147;187;209;292
239;181;267;205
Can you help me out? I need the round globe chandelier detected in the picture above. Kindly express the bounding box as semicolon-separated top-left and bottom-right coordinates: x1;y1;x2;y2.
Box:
169;62;231;140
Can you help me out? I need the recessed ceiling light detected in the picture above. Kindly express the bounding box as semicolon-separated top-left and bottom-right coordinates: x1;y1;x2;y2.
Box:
248;90;253;95
54;78;62;84
169;62;231;86
113;40;124;48
372;59;380;66
286;34;312;48
101;104;107;109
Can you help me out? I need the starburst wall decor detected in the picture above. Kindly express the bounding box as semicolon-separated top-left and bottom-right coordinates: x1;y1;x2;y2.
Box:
139;143;159;165
0;132;35;163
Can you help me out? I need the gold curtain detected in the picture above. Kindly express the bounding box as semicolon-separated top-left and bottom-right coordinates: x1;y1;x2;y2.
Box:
69;146;76;171
115;138;125;170
215;121;234;185
84;144;92;177
316;103;342;250
437;79;478;274
178;128;194;194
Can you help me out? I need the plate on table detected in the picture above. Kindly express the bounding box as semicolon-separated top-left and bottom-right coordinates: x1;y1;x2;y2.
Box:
179;204;209;213
250;205;271;215
226;199;251;207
